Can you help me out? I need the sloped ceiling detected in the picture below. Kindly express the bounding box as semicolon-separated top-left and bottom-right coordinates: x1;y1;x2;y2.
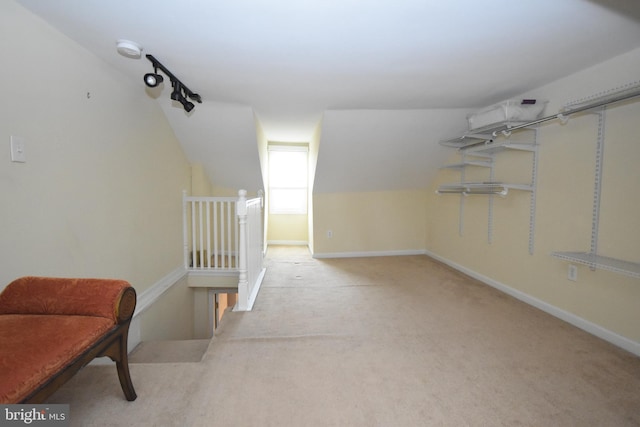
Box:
15;0;640;193
315;109;470;193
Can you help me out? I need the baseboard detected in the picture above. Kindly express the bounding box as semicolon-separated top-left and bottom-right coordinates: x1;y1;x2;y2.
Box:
233;267;266;312
247;267;267;311
267;240;308;246
424;249;640;357
313;249;427;259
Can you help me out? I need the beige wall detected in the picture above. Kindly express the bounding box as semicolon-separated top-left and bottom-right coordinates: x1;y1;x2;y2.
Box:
1;2;194;339
256;117;270;194
255;118;270;248
140;276;195;341
307;119;322;253
191;164;213;196
313;190;428;255
426;48;640;345
267;214;309;243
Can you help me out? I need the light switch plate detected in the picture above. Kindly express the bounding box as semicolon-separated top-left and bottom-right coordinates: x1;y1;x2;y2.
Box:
11;136;26;163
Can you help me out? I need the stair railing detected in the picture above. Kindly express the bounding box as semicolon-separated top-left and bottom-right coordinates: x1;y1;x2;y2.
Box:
183;190;265;311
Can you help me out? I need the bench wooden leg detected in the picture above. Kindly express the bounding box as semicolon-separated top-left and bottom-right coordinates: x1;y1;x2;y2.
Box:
115;331;137;401
101;323;137;401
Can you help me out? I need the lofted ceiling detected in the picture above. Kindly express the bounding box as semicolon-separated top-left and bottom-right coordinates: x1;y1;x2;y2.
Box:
15;0;640;193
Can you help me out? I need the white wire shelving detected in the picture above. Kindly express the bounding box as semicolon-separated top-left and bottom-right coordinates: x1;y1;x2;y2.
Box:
437;128;539;254
436;81;640;270
550;252;640;279
549;101;640;280
436;182;533;196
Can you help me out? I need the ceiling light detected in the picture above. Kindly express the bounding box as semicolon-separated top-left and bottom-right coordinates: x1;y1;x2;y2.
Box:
144;73;164;88
144;54;202;112
116;40;142;59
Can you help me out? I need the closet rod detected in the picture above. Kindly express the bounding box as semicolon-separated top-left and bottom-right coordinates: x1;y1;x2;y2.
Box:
488;85;640;137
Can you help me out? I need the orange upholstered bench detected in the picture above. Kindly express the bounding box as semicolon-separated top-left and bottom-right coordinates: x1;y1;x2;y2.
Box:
0;276;137;403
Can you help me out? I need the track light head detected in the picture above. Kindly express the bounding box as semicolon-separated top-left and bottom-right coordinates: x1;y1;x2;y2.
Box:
143;72;164;88
187;92;202;103
182;100;195;112
170;81;182;101
170;82;195;112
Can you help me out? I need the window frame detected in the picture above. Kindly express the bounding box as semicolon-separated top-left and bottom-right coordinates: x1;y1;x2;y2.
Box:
268;144;309;215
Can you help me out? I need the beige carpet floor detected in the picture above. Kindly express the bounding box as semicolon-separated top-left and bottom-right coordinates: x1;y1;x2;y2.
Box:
48;246;640;426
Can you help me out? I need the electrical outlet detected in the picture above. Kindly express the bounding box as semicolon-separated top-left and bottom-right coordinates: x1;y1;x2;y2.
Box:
568;264;578;281
327;230;333;238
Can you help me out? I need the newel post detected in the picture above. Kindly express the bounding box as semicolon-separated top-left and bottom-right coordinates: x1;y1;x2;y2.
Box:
236;189;248;311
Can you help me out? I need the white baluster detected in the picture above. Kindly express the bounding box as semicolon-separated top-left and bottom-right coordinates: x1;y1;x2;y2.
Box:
191;199;197;268
213;200;219;268
182;190;189;269
206;200;211;268
227;201;232;268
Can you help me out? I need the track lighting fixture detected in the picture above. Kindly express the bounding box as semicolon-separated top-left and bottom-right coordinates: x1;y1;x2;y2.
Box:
144;54;202;112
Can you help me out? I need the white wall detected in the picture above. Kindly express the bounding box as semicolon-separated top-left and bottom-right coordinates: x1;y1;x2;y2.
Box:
314;109;469;193
0;1;193;339
168;100;263;193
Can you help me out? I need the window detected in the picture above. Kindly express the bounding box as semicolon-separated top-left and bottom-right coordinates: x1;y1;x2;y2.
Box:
268;145;308;214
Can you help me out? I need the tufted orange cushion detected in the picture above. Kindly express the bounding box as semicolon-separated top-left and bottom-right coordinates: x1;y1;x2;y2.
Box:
0;277;131;323
0;314;114;403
